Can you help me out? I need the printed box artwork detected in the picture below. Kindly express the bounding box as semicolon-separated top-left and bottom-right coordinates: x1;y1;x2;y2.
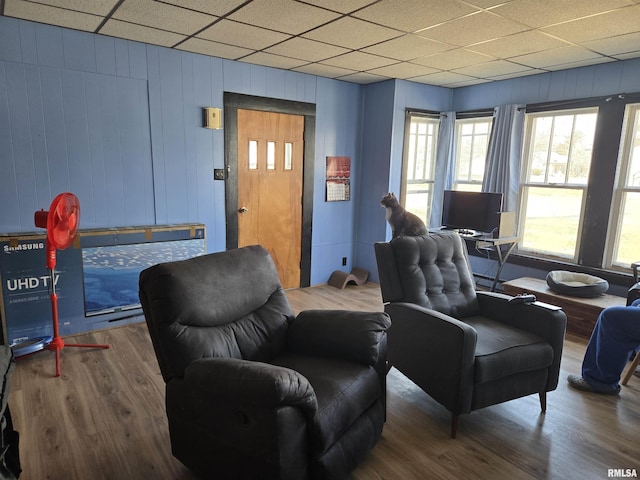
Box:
326;156;351;202
0;225;205;345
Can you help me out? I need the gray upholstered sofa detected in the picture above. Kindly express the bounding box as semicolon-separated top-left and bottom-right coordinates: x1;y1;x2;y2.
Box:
139;245;390;480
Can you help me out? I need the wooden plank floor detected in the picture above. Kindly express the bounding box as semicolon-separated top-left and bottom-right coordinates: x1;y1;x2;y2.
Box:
9;283;640;480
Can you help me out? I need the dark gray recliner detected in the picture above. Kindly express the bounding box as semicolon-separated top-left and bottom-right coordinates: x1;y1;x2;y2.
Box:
375;233;566;438
139;245;390;480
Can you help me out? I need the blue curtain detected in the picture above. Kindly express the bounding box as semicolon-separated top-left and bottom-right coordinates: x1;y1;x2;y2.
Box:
430;112;455;229
482;104;525;213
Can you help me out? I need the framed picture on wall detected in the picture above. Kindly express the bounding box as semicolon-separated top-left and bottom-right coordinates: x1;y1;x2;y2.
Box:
326;156;350;202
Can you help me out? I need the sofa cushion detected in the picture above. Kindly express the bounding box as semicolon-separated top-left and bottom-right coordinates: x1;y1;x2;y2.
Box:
272;354;379;454
465;316;554;384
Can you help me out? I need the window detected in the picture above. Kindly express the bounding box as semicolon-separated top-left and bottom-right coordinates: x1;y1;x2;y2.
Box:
519;108;598;260
606;103;640;269
401;114;439;224
453;117;492;192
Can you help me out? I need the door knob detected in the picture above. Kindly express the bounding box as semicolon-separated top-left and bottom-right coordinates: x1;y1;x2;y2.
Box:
239;207;248;213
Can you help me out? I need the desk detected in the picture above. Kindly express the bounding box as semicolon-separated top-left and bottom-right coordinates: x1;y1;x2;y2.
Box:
470;235;520;292
503;277;624;337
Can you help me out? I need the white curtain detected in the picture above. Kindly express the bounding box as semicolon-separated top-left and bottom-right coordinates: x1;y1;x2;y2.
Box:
482;104;525;213
430;112;455;228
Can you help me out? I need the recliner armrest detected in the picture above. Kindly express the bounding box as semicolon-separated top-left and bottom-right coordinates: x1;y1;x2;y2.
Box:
384;302;478;414
184;357;318;416
476;291;567;391
287;310;391;366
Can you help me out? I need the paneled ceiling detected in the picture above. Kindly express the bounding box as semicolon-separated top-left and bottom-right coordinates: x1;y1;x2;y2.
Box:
2;0;640;87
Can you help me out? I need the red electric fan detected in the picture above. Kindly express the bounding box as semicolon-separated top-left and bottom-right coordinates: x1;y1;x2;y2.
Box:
34;193;109;377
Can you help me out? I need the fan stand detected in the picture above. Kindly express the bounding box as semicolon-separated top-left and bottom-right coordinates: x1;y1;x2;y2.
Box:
35;193;109;377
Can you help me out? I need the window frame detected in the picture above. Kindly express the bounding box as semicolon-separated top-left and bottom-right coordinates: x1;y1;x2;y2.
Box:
400;110;440;224
517;106;599;262
452;116;493;191
605;102;640;270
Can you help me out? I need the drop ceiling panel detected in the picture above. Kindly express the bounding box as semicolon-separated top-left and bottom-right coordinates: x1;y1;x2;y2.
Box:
542;5;640;43
304;0;378;14
113;0;217;35
361;34;454;61
265;37;350;62
467;31;572;59
366;62;438;79
353;0;478;33
509;45;604;69
491;0;635;28
303;16;402;49
2;0;640;87
228;0;341;35
100;19;186;46
21;0;119;15
113;0;218;35
412;48;494;70
198;19;291;50
160;0;248;16
4;0;103;31
292;62;357;78
415;11;528;47
239;51;309;69
175;37;253;59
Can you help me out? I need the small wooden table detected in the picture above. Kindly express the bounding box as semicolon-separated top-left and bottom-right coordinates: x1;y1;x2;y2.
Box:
502;277;624;338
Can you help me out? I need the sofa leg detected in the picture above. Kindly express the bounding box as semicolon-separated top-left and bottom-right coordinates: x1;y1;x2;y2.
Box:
539;391;547;412
451;414;459;438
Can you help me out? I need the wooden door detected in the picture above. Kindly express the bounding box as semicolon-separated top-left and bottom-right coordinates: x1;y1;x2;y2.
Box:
237;109;304;288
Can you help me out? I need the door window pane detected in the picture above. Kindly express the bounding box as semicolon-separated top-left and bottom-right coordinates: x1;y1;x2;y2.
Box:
267;141;275;170
249;140;258;170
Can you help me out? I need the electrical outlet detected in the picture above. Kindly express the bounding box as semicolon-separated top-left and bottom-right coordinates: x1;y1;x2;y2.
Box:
342;257;347;266
213;169;226;180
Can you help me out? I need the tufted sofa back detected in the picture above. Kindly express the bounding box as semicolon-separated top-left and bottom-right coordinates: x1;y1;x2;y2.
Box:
375;234;480;318
139;245;295;382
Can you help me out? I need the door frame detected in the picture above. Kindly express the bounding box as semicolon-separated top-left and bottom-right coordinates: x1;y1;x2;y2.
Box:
223;92;315;288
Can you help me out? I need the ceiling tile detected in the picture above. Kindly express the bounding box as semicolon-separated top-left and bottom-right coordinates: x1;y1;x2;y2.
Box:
322;51;397;70
467;31;572;59
11;0;120;15
304;0;378;14
4;0;103;31
491;0;635;28
100;19;186;46
409;70;477;86
337;71;389;83
198;20;291;50
303;16;402;49
412;48;494;70
509;45;604;69
361;34;454;61
229;0;341;35
159;0;248;16
366;62;439;79
113;0;216;35
544;57;615;71
415;11;528;47
239;52;308;69
487;68;546;81
452;59;532;77
614;51;640;60
176;37;254;59
466;0;517;8
581;32;640;56
353;0;478;33
292;63;358;78
265;37;349;62
542;5;640;43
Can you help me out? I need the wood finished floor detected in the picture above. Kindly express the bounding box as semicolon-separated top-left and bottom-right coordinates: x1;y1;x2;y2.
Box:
9;283;640;480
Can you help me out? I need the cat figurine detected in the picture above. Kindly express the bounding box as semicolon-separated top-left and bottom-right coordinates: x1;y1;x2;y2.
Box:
381;192;427;238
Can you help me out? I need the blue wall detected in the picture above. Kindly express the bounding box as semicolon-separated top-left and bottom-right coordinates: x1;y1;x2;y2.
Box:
0;16;364;285
3;15;640;290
